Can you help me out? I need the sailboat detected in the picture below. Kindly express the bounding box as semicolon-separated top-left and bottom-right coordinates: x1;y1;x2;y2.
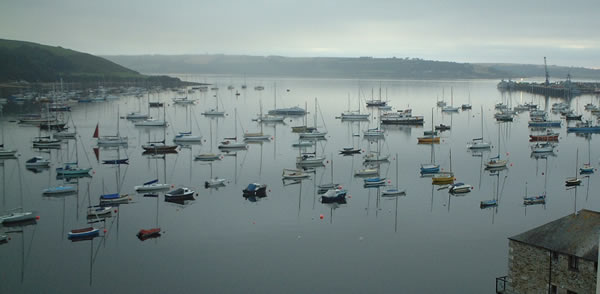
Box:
255;85;285;122
484;124;508;169
317;156;338;192
135;179;170;192
580;137;594;174
291;102;315;133
382;153;406;196
341;93;370;121
461;91;472;110
566;149;582;186
195;119;222;161
417;108;440;144
468;106;491;149
56;137;91;176
244;101;271;141
142;108;178;153
299;98;327;139
432;149;455;184
201;92;225;116
523;182;546;205
95;107;127;146
218;108;248;150
441;88;460;112
174;106;202;143
420;111;440;174
126;92;150;119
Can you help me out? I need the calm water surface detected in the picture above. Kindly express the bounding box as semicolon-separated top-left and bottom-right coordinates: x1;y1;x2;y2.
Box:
1;76;599;293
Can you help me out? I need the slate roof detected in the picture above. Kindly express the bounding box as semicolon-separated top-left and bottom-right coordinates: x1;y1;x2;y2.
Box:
509;209;600;261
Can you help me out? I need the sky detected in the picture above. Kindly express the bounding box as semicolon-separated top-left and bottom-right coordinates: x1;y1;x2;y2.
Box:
1;0;599;68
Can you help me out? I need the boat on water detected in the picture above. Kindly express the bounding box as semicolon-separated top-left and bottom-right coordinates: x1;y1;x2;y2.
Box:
165;187;195;200
485;156;508;169
341;112;370;120
420;163;440;174
172;97;196;104
126;112;149;120
135;179;171;192
363;177;386;187
528;118;561;128
56;163;91;176
380;109;424;125
32;137;62;149
218;140;248;150
0;211;36;224
382;153;406;196
567;120;600;133
205;178;226;188
480;199;498;208
100;193;130;204
435;124;451;131
468;106;491;150
94;123;127;146
292;141;314;148
524;194;546;206
531;142;555;153
87;206;112;218
565;149;582;186
135;119;166;127
243;183;267;197
142;142;178;153
296;154;325;165
194;153;222;161
25;156;50;167
449;182;472;194
0;146;17;157
564;111;583;121
282;168;311;180
354;168;378;177
102;158;129;165
268;106;306;116
48;103;71;112
137;228;161;241
291;126;316;133
299;130;328;139
580;163;594;174
339;147;361;155
174;131;202;143
42;185;76;195
320;189;347;204
529;130;559;142
53;131;76;140
68;227;100;240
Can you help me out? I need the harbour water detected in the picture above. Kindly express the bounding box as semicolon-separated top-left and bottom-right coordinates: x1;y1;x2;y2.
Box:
1;76;599;293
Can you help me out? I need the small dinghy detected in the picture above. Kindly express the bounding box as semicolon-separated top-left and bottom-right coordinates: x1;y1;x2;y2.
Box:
137;228;161;241
165;187;195;200
449;182;472;194
68;227;100;240
243;183;267;197
205;177;226;188
320;189;347;204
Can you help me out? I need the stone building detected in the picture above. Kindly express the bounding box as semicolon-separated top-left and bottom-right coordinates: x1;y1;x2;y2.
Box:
499;209;600;294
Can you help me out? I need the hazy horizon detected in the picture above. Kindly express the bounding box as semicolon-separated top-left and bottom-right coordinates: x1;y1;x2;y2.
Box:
1;0;599;68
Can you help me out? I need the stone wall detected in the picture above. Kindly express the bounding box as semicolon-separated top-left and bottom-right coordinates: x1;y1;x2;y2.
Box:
507;240;597;294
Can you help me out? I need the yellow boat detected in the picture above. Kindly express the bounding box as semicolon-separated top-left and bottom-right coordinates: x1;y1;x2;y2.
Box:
417;136;440;144
432;172;455;184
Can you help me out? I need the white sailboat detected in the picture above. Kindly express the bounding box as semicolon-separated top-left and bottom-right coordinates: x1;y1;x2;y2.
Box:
95;107;127;146
468;106;491;150
174;106;202;143
299;98;327;139
218;108;248;150
201;92;225;116
484;124;508;169
382;153;406;196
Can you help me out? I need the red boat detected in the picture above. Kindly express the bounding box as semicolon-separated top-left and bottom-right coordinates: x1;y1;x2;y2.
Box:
137;228;161;241
529;130;559;142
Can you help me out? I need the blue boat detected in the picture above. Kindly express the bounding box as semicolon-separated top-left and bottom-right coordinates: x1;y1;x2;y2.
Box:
567;121;600;133
480;199;498;208
56;163;92;175
320;189;347;204
42;185;77;195
420;163;440;174
68;227;100;240
363;177;386;187
528;120;561;127
99;193;130;204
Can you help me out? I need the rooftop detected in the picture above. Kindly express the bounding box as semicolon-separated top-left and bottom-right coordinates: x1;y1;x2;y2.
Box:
509;209;600;261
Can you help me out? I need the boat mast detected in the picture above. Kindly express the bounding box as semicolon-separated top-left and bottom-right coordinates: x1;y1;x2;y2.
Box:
314;97;317;128
395;152;399;189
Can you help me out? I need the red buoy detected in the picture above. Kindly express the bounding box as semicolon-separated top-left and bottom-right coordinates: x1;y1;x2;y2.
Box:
319;214;324;220
35;216;40;220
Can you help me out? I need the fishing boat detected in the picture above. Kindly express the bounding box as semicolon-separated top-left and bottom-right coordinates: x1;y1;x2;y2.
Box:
242;183;267;197
529;130;559;142
135;179;170;192
363;177;386;187
567;120;600;133
282;168;311;180
205;178;226;188
165;187;195;200
382;153;406;196
25;156;50;167
449;182;472;194
68;227;99;240
380;109;424;125
566;149;582;186
42;185;76;195
0;211;36;224
137;228;161;241
320;189;347;204
100;193;130;204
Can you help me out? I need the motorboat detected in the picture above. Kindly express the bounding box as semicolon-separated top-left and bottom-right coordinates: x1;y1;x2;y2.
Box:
320;189;347;204
137;228;161;241
165;187;195;200
242;183;267;197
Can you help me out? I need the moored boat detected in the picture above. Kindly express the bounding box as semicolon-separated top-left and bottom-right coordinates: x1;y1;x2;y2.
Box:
68;227;99;240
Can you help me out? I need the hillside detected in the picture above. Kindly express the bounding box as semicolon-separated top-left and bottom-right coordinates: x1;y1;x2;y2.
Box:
105;54;508;79
0;39;185;85
104;54;600;80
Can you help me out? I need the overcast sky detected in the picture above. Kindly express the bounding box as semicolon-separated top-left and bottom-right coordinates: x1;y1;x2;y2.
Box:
1;0;599;67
